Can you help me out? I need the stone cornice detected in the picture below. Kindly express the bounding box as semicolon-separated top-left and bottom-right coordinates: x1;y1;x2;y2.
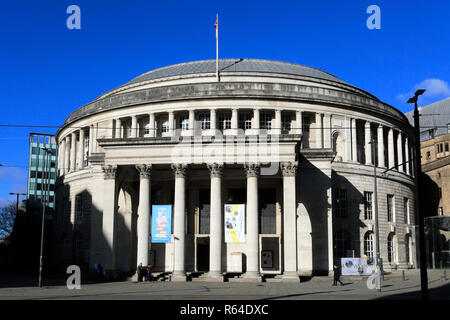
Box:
59;81;408;135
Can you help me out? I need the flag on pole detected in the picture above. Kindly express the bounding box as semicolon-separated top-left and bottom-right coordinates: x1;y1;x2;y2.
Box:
215;14;219;81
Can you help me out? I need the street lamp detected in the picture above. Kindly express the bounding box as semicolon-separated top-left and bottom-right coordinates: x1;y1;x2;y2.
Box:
9;192;27;215
38;147;54;288
369;139;382;292
407;89;428;300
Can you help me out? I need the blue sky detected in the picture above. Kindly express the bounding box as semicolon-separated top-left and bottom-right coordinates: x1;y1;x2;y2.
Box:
0;0;449;207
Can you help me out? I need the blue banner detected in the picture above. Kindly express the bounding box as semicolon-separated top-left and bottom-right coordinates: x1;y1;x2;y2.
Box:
151;205;172;243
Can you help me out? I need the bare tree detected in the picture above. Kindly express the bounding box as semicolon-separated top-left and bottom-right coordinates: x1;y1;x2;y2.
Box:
0;202;16;239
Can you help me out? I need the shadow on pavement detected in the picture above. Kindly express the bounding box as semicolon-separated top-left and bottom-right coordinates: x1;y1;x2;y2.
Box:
375;281;450;300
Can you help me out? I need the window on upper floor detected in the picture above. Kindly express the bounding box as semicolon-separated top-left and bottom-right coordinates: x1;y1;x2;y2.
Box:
178;115;189;131
239;113;252;130
199;114;211;130
364;192;373;220
160;119;169;133
281;114;292;133
387;194;394;222
445;143;449;152
404;198;409;224
260;113;272;130
426;151;431;160
302;117;311;133
218;113;231;130
333;188;347;218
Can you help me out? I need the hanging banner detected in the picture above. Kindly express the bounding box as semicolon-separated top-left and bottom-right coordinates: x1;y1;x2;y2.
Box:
151;205;172;243
224;204;245;243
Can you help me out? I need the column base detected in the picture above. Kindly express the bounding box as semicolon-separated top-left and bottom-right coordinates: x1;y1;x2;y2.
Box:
170;274;187;282
202;272;225;282
239;271;262;282
281;272;300;282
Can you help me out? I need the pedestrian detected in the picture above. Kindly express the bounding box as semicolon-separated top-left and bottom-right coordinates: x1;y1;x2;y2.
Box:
333;264;344;286
137;263;143;282
93;264;99;282
146;264;152;282
98;264;104;282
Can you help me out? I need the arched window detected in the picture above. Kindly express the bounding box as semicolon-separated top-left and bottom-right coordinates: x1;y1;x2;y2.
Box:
388;233;395;263
364;232;374;259
334;230;350;258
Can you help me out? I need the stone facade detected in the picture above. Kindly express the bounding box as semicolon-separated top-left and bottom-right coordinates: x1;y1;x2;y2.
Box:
53;59;417;280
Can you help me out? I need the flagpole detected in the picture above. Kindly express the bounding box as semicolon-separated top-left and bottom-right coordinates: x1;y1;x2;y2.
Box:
216;13;219;82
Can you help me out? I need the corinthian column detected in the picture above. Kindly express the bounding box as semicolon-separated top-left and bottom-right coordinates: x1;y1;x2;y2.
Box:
136;164;152;267
397;131;404;172
281;162;298;281
64;136;70;175
101;165;118;273
77;129;85;169
243;163;261;280
377;125;385;168
70;132;76;172
171;163;187;281
365;121;372;165
207;163;224;280
388;128;395;169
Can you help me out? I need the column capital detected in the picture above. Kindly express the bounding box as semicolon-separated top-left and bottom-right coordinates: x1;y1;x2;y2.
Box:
207;163;223;178
280;162;298;177
102;165;117;179
136;164;152;179
171;163;188;178
244;163;260;177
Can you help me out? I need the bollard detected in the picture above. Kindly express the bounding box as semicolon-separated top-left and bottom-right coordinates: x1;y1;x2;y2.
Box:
402;270;405;281
444;268;448;281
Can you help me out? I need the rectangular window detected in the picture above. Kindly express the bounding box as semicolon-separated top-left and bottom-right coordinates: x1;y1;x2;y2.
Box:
439;207;443;216
302;117;311;133
199;114;211;130
75;194;83;225
333;188;347;218
218;113;231;130
439;187;442;199
364;192;373;220
239;113;252;130
426;151;431;160
259;189;276;234
178;115;189;131
387;194;394;222
281;114;292;133
445;143;449;152
161;119;169;133
260;113;272;130
404;198;409;224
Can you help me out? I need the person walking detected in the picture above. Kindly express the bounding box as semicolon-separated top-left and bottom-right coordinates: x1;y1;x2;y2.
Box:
146;264;152;282
137;263;143;282
333;264;344;286
98;264;104;282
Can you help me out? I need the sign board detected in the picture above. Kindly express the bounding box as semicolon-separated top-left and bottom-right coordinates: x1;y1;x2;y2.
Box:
151;205;172;243
341;257;376;276
224;204;245;243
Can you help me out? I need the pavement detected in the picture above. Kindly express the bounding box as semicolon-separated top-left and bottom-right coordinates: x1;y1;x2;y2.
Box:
0;269;449;300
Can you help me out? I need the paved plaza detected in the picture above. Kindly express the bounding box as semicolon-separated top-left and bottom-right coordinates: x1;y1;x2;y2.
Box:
0;270;449;300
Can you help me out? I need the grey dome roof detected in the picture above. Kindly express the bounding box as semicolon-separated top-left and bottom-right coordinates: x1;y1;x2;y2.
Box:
126;59;346;85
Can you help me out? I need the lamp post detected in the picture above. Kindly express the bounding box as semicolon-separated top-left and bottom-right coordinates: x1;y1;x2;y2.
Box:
407;89;428;300
38;147;54;288
9;192;27;214
369;138;382;292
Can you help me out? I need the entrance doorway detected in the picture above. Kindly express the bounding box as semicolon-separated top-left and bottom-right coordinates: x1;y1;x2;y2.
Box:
196;236;210;272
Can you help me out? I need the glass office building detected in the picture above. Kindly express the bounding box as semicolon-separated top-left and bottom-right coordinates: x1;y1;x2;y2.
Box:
27;133;58;209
